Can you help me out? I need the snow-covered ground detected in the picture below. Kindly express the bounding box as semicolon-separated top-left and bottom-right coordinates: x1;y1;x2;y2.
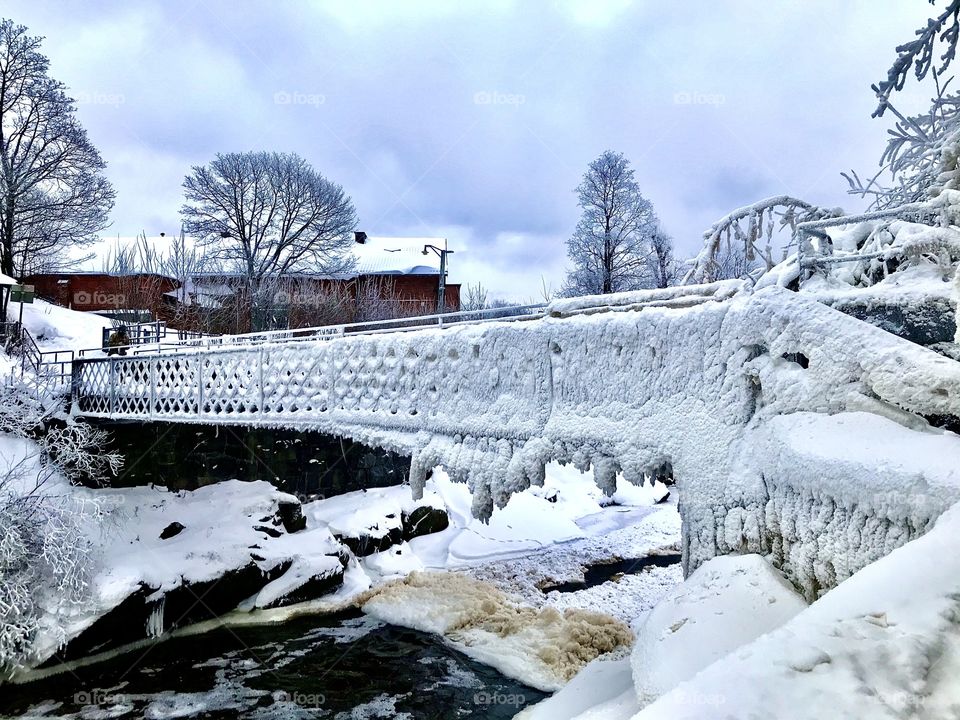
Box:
7;298;113;353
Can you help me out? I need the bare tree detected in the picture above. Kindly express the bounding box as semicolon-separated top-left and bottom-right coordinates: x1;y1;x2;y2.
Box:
461;282;489;312
180;151;357;330
562;150;657;296
0;19;115;292
647;226;681;288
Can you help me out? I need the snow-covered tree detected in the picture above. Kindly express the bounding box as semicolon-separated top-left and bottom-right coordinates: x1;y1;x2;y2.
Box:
871;0;960;120
0;19;115;288
181;151;357;330
646;226;682;288
842;2;960;209
562;151;657;296
845;72;960;210
0;380;120;673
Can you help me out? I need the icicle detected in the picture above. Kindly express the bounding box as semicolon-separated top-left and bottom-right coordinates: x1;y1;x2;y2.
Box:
146;596;165;638
592;456;619;497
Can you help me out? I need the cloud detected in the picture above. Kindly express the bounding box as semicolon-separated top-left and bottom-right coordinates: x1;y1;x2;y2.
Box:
2;0;938;295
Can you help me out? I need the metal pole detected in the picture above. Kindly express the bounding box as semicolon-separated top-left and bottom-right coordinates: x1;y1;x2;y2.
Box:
438;250;446;315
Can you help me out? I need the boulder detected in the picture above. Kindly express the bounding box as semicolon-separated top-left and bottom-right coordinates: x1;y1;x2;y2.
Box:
159;521;185;540
401;505;449;540
276;498;307;533
49;558;291;665
260;563;346;609
336;526;403;557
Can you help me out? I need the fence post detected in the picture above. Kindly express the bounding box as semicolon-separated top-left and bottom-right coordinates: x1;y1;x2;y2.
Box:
198;356;205;416
71;359;81;409
149;359;156;419
259;346;265;418
109;357;117;415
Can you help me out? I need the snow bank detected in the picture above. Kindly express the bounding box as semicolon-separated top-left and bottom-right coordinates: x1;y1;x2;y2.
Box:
515;656;638;720
362;571;633;692
630;554;806;707
633;501;960;720
10;298;111;351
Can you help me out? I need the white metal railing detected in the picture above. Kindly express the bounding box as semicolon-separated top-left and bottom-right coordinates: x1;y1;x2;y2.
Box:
69;303;548;406
123;304;547;357
796;203;945;270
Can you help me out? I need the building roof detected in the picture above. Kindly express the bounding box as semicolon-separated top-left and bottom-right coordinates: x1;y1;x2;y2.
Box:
352;236;445;275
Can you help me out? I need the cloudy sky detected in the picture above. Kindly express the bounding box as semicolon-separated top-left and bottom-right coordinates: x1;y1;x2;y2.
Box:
4;0;937;300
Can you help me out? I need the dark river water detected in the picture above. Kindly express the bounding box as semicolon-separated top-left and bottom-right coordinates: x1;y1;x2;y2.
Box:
0;611;547;719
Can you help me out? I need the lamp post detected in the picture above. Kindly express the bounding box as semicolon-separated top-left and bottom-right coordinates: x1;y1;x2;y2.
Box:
422;243;453;314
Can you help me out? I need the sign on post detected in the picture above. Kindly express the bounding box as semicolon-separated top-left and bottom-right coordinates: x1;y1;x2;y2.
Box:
9;284;34;304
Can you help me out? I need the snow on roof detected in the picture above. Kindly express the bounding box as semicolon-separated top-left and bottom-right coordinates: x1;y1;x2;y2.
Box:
51;235;448;277
0;272;17;285
351;236;446;275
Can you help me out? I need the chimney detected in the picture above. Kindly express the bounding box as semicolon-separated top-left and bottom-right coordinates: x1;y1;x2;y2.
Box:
354;231;368;244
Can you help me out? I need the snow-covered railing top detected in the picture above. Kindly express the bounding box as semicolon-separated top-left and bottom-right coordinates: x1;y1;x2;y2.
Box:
109;303;547;358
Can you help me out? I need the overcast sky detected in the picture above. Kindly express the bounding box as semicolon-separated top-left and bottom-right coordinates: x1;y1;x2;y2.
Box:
4;1;937;300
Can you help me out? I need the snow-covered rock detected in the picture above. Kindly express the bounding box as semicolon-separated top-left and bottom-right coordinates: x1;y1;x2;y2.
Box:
630;554;807;707
632;501;960;720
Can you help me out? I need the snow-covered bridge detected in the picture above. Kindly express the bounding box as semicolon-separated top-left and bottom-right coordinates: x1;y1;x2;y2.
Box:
71;282;960;598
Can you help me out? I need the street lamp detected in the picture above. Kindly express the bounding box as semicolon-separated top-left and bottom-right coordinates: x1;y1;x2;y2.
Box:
422;243;453;314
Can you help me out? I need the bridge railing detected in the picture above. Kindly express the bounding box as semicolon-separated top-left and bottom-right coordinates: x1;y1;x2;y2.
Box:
796;203;945;271
119;303;547;356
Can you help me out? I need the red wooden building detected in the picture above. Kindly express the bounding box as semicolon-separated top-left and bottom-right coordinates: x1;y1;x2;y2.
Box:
25;235;460;332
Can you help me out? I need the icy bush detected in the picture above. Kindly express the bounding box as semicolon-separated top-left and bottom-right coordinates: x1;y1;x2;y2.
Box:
0;379;120;674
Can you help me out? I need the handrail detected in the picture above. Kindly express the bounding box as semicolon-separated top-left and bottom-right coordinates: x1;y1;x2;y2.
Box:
73;303;548;359
796;204;947;270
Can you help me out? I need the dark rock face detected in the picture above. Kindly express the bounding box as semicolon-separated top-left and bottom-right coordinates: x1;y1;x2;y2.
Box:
401;506;449;540
159;522;185;540
50;559;292;665
84;422;410;496
260;563;346;609
335;527;403;557
277;499;306;533
827;296;956;346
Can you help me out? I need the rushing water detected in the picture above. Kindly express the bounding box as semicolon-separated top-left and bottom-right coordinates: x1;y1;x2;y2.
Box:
540;553;682;594
1;611;547;719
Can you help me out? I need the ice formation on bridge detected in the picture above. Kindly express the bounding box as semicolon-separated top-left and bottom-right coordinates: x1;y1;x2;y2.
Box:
73;281;960;597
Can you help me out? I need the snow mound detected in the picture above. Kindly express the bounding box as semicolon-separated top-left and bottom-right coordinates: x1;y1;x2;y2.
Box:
362;571;633;691
633;502;960;720
515;655;638;720
631;554;807;708
10;298;111;351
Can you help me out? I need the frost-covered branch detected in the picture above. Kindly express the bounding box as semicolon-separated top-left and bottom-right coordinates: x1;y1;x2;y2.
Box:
873;0;960;118
0;378;118;673
847;75;960;210
684;196;841;284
